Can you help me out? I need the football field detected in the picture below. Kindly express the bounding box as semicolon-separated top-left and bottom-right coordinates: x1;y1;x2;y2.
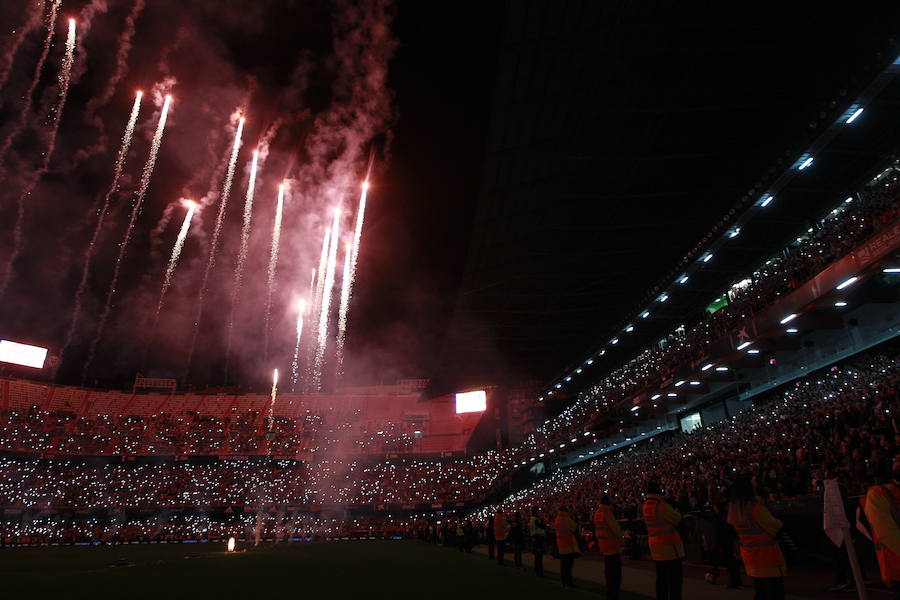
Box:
0;540;650;599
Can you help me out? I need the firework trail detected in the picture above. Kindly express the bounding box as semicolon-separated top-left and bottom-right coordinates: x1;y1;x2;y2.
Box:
82;94;172;383
0;17;75;301
151;200;196;334
56;91;142;377
334;179;369;380
185;116;244;375
313;207;342;390
0;0;46;97
262;182;286;362
304;227;330;387
335;241;352;381
266;368;279;434
0;0;61;167
290;299;307;390
223;149;259;380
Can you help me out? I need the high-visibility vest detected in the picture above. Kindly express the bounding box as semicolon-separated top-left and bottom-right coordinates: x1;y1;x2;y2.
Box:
864;482;900;586
730;502;786;578
529;516;546;537
554;511;579;555
642;495;685;561
593;505;621;555
494;514;509;541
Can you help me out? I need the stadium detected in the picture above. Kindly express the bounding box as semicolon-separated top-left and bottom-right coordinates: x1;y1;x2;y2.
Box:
0;2;899;599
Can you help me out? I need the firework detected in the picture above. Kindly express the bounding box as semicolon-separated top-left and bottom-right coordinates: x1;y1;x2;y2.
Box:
0;0;61;167
266;368;279;432
223;148;260;379
57;90;142;377
0;17;76;301
304;230;330;388
83;94;172;383
152;200;196;332
335;241;352;381
185;116;245;375
262;183;286;361
290;299;307;390
313;207;342;390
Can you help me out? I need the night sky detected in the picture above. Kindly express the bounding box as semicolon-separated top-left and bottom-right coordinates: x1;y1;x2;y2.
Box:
0;1;897;392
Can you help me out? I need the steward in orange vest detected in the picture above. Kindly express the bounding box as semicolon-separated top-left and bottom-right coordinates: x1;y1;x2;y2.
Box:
863;460;900;591
727;478;785;600
493;512;509;566
594;495;623;600
554;507;579;588
642;481;684;600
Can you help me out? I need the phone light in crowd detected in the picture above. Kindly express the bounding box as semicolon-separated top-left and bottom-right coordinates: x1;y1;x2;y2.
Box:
701;363;714;371
586;359;594;365
611;337;619;345
641;311;650;318
625;324;634;332
659;294;669;302
575;368;582;374
748;349;761;354
675;380;685;387
667;392;677;397
583;431;591;436
798;156;814;170
0;340;48;368
786;327;799;334
689;380;701;386
834;301;848;307
598;349;606;356
454;390;486;414
227;537;236;552
835;276;858;290
651;393;661;400
716;366;729;372
701;253;713;262
845;107;864;124
728;227;741;238
630;405;640;412
760;195;774;207
737;340;752;350
679;275;689;284
570;438;577;443
565;376;571;381
884;268;900;274
780;313;798;324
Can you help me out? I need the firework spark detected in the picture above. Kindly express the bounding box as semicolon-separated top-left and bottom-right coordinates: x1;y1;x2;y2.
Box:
313;207;342;390
290;299;307;390
304;230;330;388
266;368;279;432
83;93;172;383
186;116;245;375
223;148;259;379
335;241;352;382
0;16;76;301
262;182;286;361
0;0;61;167
0;0;46;97
56;90;142;377
152;200;196;332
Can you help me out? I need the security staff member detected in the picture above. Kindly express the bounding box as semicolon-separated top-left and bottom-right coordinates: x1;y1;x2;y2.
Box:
529;506;547;577
864;458;900;598
594;495;623;600
727;478;786;600
643;481;684;600
493;511;509;566
554;506;579;588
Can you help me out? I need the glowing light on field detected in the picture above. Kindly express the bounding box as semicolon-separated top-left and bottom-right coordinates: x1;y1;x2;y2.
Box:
58;91;142;375
263;182;286;360
83;93;172;383
0;340;48;369
455;390;487;414
227;537;236;552
313;208;342;390
290;299;307;390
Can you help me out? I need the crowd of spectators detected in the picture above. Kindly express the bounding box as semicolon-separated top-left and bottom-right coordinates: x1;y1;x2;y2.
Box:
517;163;900;459
479;347;898;524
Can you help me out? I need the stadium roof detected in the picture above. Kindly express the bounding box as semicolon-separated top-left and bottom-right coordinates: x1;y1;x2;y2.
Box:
440;3;900;391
